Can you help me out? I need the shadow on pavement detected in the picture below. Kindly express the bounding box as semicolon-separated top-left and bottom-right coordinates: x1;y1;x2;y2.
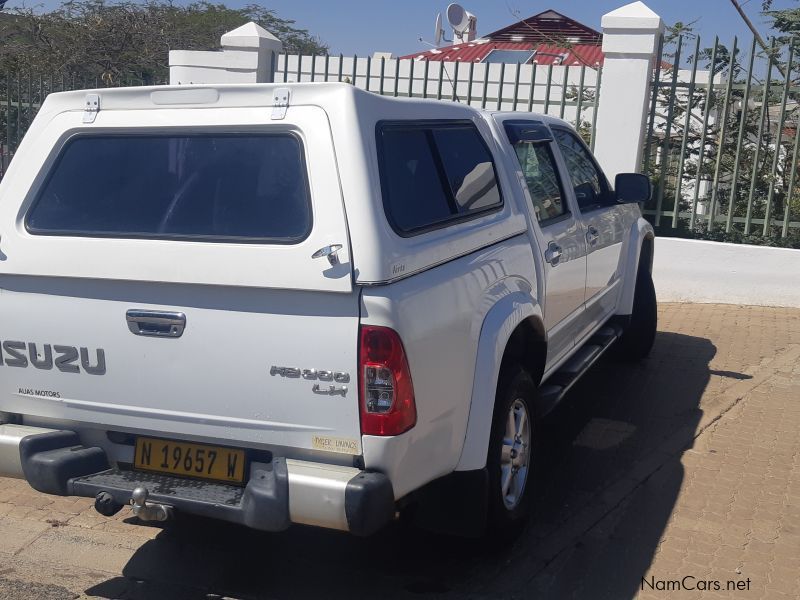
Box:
86;330;739;600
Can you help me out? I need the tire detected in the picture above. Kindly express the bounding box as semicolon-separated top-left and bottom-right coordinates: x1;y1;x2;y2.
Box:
616;263;657;361
485;365;539;542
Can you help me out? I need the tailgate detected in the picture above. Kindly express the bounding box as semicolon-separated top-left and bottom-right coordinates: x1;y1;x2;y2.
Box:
0;279;360;453
0;103;362;455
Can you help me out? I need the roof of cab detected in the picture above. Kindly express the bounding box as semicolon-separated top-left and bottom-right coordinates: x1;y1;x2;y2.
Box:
489;110;575;131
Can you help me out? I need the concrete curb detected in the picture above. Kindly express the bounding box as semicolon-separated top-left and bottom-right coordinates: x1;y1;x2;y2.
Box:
653;238;800;308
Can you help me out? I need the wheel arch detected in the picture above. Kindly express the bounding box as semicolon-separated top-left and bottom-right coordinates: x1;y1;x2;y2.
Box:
639;234;655;274
456;293;545;472
618;217;655;316
499;316;547;387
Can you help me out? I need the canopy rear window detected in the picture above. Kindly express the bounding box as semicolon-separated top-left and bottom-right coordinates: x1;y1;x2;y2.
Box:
26;133;312;243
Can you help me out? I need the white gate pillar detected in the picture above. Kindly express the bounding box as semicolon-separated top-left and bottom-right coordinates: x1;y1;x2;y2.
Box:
593;1;663;179
169;22;283;85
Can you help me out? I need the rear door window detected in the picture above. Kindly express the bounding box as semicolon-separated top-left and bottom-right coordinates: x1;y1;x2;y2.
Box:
26;133;312;243
377;122;502;235
512;142;568;223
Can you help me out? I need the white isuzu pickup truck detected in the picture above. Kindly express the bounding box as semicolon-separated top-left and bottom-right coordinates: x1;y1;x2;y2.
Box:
0;82;655;539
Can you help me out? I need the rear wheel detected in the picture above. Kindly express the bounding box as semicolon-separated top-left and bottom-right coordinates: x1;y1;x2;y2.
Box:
485;365;538;541
617;263;657;361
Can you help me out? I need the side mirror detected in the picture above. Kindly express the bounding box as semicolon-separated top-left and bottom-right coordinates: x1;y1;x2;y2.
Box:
615;173;651;204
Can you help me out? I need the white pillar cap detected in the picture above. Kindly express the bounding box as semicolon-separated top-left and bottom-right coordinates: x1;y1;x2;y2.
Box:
601;1;662;30
221;22;283;51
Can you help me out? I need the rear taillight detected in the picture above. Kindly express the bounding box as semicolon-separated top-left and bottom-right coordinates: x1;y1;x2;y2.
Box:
358;325;416;436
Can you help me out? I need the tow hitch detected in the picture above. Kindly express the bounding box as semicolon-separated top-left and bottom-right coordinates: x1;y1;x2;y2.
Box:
129;487;173;522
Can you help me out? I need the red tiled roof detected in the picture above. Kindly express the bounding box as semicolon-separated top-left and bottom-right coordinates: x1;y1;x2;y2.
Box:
400;41;604;67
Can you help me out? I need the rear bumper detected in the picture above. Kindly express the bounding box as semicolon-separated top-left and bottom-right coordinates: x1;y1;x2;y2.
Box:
1;425;394;536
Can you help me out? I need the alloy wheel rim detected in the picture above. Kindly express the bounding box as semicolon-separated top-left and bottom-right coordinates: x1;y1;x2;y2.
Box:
500;398;531;510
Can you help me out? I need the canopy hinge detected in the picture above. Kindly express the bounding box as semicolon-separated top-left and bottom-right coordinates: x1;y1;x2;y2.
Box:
83;93;100;124
271;88;290;120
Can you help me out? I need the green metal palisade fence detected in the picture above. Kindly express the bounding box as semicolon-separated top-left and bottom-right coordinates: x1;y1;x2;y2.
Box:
0;72;163;179
643;34;800;239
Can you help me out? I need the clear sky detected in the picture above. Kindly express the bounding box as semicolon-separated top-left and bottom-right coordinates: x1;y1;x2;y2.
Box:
4;0;797;56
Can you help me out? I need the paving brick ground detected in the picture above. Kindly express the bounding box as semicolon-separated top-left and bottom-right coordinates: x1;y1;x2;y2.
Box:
0;303;798;600
526;307;800;600
635;355;800;600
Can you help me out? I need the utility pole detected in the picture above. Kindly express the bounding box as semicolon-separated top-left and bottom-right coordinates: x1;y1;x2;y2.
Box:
728;0;786;78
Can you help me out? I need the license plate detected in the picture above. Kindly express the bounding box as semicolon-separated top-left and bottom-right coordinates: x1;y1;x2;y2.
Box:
134;437;246;484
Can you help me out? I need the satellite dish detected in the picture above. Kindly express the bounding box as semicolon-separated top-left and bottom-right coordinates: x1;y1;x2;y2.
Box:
447;3;468;32
434;13;443;46
446;3;477;42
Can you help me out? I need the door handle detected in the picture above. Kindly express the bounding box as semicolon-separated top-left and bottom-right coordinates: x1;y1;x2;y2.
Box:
544;241;563;266
126;310;186;338
312;244;343;266
586;226;600;246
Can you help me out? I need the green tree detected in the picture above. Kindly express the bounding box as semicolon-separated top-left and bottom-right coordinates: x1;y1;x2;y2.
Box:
763;0;800;42
0;1;327;82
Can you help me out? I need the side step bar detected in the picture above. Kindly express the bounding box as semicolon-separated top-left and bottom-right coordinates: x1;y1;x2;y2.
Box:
538;322;624;416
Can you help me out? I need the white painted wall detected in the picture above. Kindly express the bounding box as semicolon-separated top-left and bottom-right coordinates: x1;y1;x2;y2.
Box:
653;238;800;308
